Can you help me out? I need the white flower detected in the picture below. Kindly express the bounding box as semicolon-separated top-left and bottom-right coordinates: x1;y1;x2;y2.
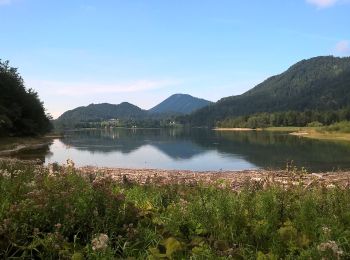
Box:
0;169;11;178
91;233;109;251
66;159;75;168
322;226;331;235
318;240;343;256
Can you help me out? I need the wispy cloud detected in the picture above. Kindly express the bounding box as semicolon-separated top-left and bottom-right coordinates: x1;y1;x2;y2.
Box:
31;79;180;97
334;40;350;55
80;4;96;12
306;0;350;8
0;0;12;5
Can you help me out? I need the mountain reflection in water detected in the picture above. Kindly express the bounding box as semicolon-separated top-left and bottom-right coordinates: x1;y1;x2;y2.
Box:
14;128;350;172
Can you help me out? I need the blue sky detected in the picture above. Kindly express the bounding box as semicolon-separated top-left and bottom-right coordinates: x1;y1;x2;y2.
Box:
1;0;349;118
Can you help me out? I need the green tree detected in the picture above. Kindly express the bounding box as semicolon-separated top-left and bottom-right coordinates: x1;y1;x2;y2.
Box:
0;60;52;136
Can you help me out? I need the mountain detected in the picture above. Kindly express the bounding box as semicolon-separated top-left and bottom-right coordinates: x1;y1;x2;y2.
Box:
56;102;147;124
149;94;212;114
188;56;350;126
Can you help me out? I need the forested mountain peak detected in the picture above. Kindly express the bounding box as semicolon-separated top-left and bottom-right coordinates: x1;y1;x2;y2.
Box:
149;93;212;114
188;56;350;126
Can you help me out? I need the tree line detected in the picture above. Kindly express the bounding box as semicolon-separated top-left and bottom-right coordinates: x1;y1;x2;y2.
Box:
217;108;350;129
0;60;52;136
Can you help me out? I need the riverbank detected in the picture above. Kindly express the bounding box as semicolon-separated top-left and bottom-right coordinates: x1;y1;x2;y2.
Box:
290;129;350;142
1;159;350;259
0;136;56;156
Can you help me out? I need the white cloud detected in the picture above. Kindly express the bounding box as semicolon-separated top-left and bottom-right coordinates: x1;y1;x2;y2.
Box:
334;40;350;55
306;0;338;8
306;0;350;8
30;79;180;97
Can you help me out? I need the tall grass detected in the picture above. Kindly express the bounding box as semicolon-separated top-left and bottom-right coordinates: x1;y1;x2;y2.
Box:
1;160;350;259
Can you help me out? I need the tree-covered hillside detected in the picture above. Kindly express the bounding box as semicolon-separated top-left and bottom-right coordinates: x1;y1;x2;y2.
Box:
0;60;52;136
187;56;350;126
56;102;147;127
149;94;212;114
55;94;212;129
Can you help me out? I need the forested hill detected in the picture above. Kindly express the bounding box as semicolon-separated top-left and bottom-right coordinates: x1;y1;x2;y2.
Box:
0;60;52;136
149;94;212;114
56;102;147;124
55;94;212;127
187;56;350;126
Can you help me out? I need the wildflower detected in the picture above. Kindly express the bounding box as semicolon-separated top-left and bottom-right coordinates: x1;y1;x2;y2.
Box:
322;226;331;235
91;233;109;251
66;159;75;168
55;223;62;229
12;169;23;177
48;164;56;177
33;228;40;235
0;169;11;178
25;181;36;188
318;240;343;256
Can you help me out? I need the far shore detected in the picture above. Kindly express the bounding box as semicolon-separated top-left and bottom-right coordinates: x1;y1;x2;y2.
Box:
213;126;350;142
213;127;260;131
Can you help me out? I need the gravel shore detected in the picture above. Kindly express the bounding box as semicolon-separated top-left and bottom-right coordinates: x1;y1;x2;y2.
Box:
79;166;350;190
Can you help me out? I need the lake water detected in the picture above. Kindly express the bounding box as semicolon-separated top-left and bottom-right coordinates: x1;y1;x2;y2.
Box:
16;128;350;172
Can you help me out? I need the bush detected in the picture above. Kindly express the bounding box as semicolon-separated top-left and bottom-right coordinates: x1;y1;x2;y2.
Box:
307;121;323;127
321;121;350;133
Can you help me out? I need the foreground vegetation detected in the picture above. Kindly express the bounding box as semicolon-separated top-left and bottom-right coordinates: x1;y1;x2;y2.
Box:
1;161;350;259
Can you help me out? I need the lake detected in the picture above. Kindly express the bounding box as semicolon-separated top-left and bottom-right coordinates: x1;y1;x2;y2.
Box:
14;128;350;172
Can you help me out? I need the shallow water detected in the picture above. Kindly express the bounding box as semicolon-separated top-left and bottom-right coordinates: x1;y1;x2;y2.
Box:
14;128;350;172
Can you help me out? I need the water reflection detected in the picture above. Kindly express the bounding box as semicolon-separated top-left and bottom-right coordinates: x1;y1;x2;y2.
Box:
14;128;350;172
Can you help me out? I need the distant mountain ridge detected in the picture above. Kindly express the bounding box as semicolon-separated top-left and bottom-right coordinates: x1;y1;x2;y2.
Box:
56;94;212;124
188;56;350;126
149;94;212;114
56;56;350;127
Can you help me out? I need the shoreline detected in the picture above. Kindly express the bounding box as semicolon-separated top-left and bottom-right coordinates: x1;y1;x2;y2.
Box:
0;142;51;156
0;136;55;156
78;165;350;190
213;127;259;131
1;157;350;189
